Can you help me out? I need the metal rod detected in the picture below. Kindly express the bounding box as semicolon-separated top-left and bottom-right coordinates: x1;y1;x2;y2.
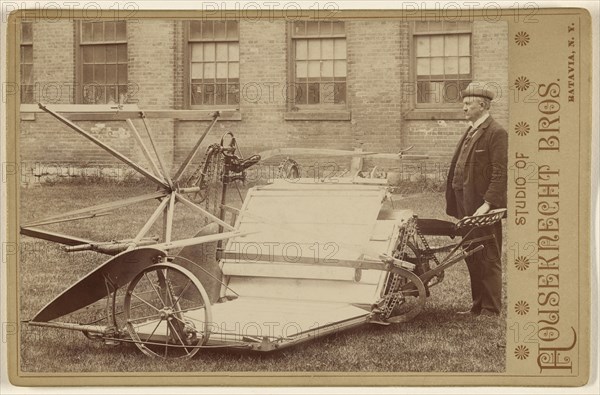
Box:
22;190;167;227
172;112;220;183
151;230;253;251
140;113;173;187
164;192;176;243
20;227;97;246
128;196;171;251
174;192;235;231
22;212;111;228
28;321;110;334
126;118;164;181
38;103;168;188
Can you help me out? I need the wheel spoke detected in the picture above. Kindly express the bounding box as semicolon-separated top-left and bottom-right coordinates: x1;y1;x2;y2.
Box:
143;317;163;343
144;272;167;308
131;291;161;312
169;279;192;309
167;319;192;356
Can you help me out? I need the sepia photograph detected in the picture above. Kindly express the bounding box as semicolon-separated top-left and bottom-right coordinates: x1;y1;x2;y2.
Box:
3;5;592;388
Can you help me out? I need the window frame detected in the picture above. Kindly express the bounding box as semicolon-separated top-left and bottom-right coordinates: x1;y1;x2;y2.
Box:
20;20;34;104
286;21;351;120
410;21;473;112
75;20;128;105
183;20;240;110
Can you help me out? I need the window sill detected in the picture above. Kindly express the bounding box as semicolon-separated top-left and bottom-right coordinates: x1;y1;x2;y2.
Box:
404;109;466;121
284;110;351;121
21;112;36;121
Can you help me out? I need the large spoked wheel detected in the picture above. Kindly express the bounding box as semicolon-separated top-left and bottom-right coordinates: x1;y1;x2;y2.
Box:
386;266;427;324
124;263;212;359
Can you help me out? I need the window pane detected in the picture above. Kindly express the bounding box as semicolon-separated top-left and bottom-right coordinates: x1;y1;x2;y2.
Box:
191;43;203;61
228;63;239;78
306;22;319;36
332;21;344;35
104;21;116;41
431;57;444;76
334;82;346;104
430;36;443;56
106;86;117;103
191;63;203;79
82;46;93;63
296;61;307;78
228;43;239;61
94;45;106;63
82;22;92;42
22;46;33;63
416;37;429;56
459;57;470;75
201;21;214;39
204;43;215;61
94;64;105;83
308;61;320;77
458;34;470;56
319;22;332;36
228;83;240;104
117;64;127;84
296;83;307;104
204;63;215;80
444;35;458;56
226;21;238;39
115;21;126;41
190;21;202;40
308;40;320;59
322;39;334;59
307;83;319;104
22;64;33;84
334;39;346;59
106;45;117;63
118;85;128;101
191;83;202;105
22;22;32;42
215;84;227;105
83;64;93;84
322;60;333;77
333;60;346;77
117;44;127;62
106;64;117;84
445;56;458;75
216;43;227;61
443;81;461;103
321;82;335;104
214;21;226;39
203;84;214;104
416;58;430;76
92;22;103;42
295;40;307;60
293;21;306;36
216;62;228;79
21;85;33;103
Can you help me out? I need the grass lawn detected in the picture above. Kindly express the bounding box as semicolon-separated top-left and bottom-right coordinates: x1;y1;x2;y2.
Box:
18;182;507;373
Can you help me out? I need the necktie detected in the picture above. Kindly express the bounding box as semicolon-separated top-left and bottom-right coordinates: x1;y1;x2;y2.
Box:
463;126;476;146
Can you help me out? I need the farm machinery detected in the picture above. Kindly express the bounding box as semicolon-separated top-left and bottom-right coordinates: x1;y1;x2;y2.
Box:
21;104;505;359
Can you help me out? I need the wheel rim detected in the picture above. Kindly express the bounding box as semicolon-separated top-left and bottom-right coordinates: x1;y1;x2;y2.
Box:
124;263;212;359
385;266;427;324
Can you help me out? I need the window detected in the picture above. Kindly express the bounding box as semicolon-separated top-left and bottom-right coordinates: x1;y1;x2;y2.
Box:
20;21;33;103
186;21;239;107
78;21;127;104
413;21;472;107
291;21;346;107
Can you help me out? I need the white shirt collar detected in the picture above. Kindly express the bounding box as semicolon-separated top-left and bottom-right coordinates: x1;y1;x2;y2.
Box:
469;112;490;130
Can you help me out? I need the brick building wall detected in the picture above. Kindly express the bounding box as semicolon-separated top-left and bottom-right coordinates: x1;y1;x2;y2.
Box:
18;18;509;183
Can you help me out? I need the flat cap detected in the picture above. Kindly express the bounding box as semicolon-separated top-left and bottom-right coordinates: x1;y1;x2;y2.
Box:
461;82;495;100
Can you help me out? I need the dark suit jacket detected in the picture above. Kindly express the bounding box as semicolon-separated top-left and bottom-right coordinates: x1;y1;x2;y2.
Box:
445;116;508;219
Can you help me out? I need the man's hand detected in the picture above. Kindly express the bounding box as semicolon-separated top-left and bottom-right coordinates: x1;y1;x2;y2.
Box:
473;202;491;216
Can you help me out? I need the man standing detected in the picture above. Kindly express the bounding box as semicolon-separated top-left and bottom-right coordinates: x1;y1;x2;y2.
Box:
445;82;508;317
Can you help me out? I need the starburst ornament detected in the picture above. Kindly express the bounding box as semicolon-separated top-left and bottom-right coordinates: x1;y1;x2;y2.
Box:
514;31;530;46
514;76;531;91
514;345;530;360
514;121;530;136
514;256;530;271
514;300;530;315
